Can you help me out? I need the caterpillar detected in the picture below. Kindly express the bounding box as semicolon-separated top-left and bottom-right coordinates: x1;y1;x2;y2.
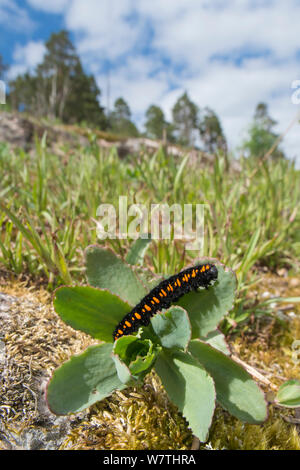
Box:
113;263;218;341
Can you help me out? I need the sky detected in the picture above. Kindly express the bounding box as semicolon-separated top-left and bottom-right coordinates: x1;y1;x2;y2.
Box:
1;0;300;165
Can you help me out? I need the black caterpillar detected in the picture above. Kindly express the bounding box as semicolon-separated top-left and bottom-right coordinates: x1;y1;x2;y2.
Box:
113;263;218;341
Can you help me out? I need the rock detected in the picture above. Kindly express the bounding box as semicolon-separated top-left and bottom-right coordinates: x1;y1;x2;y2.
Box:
0;113;34;150
0;112;233;170
0;290;88;450
0;292;19;326
0;111;88;152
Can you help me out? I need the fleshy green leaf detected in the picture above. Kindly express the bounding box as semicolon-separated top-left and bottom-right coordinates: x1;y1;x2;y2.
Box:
177;265;236;338
85;245;147;305
275;380;300;408
200;329;230;356
188;340;267;423
111;351;133;385
113;335;161;384
154;350;216;442
54;286;131;342
47;343;125;415
125;236;152;266
132;265;163;291
150;306;191;350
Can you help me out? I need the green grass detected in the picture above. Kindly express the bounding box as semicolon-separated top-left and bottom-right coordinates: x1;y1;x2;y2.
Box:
0;134;299;328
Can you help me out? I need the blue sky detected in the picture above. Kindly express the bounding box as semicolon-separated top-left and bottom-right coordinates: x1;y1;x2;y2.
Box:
1;0;300;164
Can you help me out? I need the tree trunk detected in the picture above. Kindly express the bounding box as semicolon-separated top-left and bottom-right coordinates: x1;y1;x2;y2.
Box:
58;76;70;121
49;68;57;119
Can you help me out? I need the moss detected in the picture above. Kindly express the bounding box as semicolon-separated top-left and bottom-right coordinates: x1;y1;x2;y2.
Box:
1;275;299;450
231;274;300;388
60;372;193;450
203;406;300;450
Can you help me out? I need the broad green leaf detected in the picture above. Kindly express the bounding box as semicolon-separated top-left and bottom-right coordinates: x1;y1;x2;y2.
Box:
177;265;236;338
54;286;131;342
47;343;125;415
132;265;163;291
200;329;230;356
112;352;133;385
189;340;267;423
113;335;160;384
275;380;300;408
150;306;191;350
85;245;147;305
126;236;152;266
154;350;215;442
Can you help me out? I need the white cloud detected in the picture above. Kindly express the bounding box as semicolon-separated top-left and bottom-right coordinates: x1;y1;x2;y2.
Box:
137;0;300;69
96;55;169;121
7;0;300;164
0;0;34;31
26;0;71;13
8;41;46;79
66;0;138;59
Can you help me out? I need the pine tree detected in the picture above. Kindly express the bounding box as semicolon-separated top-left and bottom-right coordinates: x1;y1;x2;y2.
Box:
172;92;198;146
198;107;227;154
63;61;107;128
109;97;139;136
9;30;106;127
37;30;78;120
242;102;285;160
144;105;166;140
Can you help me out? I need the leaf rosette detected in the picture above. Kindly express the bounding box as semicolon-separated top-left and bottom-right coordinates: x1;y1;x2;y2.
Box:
46;244;267;442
